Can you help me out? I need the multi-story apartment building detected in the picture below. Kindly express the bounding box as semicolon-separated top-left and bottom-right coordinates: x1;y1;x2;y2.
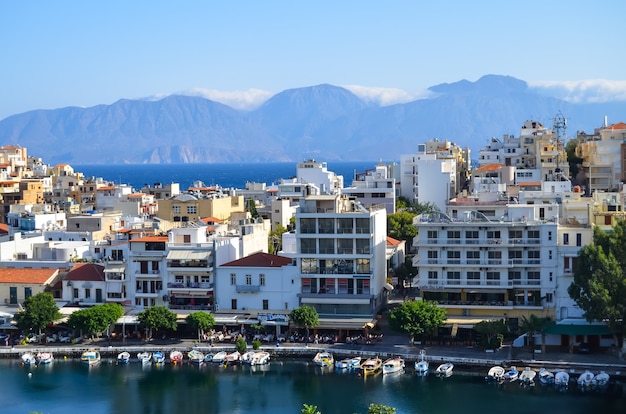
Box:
296;159;344;195
127;235;168;308
342;163;396;214
156;193;244;223
294;194;388;325
576;121;626;193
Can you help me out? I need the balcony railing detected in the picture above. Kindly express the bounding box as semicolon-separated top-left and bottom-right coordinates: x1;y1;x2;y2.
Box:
236;285;261;293
167;282;212;289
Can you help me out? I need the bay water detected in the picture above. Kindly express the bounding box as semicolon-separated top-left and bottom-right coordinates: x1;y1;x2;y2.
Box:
1;359;623;414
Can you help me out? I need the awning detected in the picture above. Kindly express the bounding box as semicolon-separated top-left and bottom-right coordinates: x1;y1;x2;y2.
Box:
384;283;394;291
315;317;377;330
104;265;126;273
166;250;209;260
107;281;123;293
261;320;289;326
545;322;613;336
444;316;503;328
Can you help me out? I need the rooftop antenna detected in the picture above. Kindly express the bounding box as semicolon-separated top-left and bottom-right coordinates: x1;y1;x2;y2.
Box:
552;111;567;176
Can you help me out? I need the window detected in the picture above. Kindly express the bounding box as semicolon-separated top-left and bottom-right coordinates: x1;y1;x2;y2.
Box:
259;274;265;286
262;299;269;310
427;250;438;264
465;230;479;244
467;271;480;284
246;274;252;285
576;233;582;247
356;259;370;274
466;250;479;264
301;258;317;274
300;239;316;254
355;239;369;254
508;271;522;285
446;250;460;264
231;299;237;310
447;230;461;243
187;205;197;214
545;293;553;303
427;230;438;243
73;288;79;299
446;271;461;284
488;250;502;264
319;239;334;254
24;287;32;300
172;205;181;214
486;271;500;284
563;233;569;245
230;273;236;285
509;250;522;264
428;271;438;283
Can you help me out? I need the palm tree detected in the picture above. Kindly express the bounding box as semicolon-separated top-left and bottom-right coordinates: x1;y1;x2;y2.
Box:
519;314;552;359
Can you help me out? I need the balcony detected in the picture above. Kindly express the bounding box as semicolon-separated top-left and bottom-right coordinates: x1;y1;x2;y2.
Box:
136;270;161;276
167;282;212;290
135;289;162;296
236;285;261;293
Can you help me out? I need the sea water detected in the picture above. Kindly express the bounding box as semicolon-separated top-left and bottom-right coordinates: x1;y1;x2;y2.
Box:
1;359;623;414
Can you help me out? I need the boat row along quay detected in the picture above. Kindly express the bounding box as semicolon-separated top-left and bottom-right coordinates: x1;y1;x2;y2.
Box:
2;342;626;382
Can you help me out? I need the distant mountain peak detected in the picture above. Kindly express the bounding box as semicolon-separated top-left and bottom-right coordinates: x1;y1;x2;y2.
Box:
429;74;528;95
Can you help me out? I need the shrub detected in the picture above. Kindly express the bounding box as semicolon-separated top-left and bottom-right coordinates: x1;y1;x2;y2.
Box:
252;339;261;350
235;337;247;353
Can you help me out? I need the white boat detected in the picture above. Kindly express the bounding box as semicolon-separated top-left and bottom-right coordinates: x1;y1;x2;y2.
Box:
537;368;554;385
211;351;227;363
414;350;429;375
117;351;130;364
225;351;241;364
335;356;361;370
250;351;270;366
435;362;454;377
188;350;205;364
382;357;405;375
486;366;505;382
518;367;536;385
502;366;519;382
593;371;610;387
137;351;152;364
241;351;256;364
169;350;183;364
152;351;165;364
577;370;595;390
313;352;334;367
21;352;36;365
360;357;382;375
81;350;101;366
554;370;570;389
204;353;215;363
36;352;53;365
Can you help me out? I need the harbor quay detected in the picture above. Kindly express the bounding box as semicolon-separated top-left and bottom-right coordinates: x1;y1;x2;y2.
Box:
2;336;626;382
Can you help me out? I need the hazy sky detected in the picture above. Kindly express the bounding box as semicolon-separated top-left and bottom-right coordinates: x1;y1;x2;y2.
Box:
1;1;625;120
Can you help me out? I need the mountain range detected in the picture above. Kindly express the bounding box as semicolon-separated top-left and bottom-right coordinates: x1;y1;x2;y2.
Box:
1;75;625;165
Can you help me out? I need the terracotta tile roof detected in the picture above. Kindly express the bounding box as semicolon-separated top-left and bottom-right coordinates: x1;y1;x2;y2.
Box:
605;122;626;130
474;163;505;172
0;223;8;235
187;187;216;192
128;193;146;198
116;228;132;233
519;181;541;187
97;186;116;191
0;268;59;284
65;263;105;281
200;217;222;224
221;252;293;268
129;236;168;243
0;145;20;150
386;236;402;246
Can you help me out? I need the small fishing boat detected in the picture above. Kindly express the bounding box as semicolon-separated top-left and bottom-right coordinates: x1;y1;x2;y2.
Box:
188;350;205;364
313;352;334;367
152;351;165;364
554;370;570;390
360;357;382;375
137;351;152;364
224;351;241;364
435;362;454;377
414;353;429;376
518;367;536;385
577;370;595;390
81;350;101;366
593;371;610;387
211;351;227;363
241;351;256;364
21;352;36;365
117;351;131;364
169;350;183;364
250;351;270;366
486;366;505;382
204;353;215;363
537;368;554;385
382;357;405;375
36;352;53;365
502;366;519;382
335;356;362;370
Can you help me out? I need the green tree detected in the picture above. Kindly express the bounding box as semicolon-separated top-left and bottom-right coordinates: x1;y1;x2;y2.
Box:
269;223;287;254
235;336;247;353
301;404;322;414
389;300;446;344
246;198;259;219
186;311;216;342
137;305;178;339
290;305;319;342
14;292;62;336
568;222;626;351
387;211;418;246
67;303;123;339
566;138;583;184
367;404;396;414
519;314;552;359
473;319;508;350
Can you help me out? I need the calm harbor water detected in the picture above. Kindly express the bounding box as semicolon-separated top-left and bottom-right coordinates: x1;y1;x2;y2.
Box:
1;359;624;414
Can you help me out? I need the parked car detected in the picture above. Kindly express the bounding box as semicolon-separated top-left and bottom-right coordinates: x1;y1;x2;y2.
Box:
58;333;72;343
578;342;590;354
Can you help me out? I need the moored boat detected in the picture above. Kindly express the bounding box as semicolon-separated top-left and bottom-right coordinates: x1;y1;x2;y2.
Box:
502;366;519;382
414;352;429;376
81;350;101;366
36;352;53;365
211;351;227;363
360;357;382;375
241;351;256;364
335;356;361;370
518;367;536;385
137;351;152;364
21;352;36;365
152;351;165;364
577;370;595;390
435;362;454;377
554;370;570;390
382;357;405;375
225;351;241;364
117;351;130;364
169;350;183;364
538;368;554;385
486;366;505;382
593;371;610;387
313;352;334;367
251;351;270;366
188;350;204;364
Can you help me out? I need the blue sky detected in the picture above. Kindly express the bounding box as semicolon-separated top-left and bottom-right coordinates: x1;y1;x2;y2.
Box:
1;1;625;120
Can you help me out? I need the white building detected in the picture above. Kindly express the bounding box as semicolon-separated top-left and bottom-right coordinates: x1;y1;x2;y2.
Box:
342;163;396;214
127;235;168;309
296;159;343;195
